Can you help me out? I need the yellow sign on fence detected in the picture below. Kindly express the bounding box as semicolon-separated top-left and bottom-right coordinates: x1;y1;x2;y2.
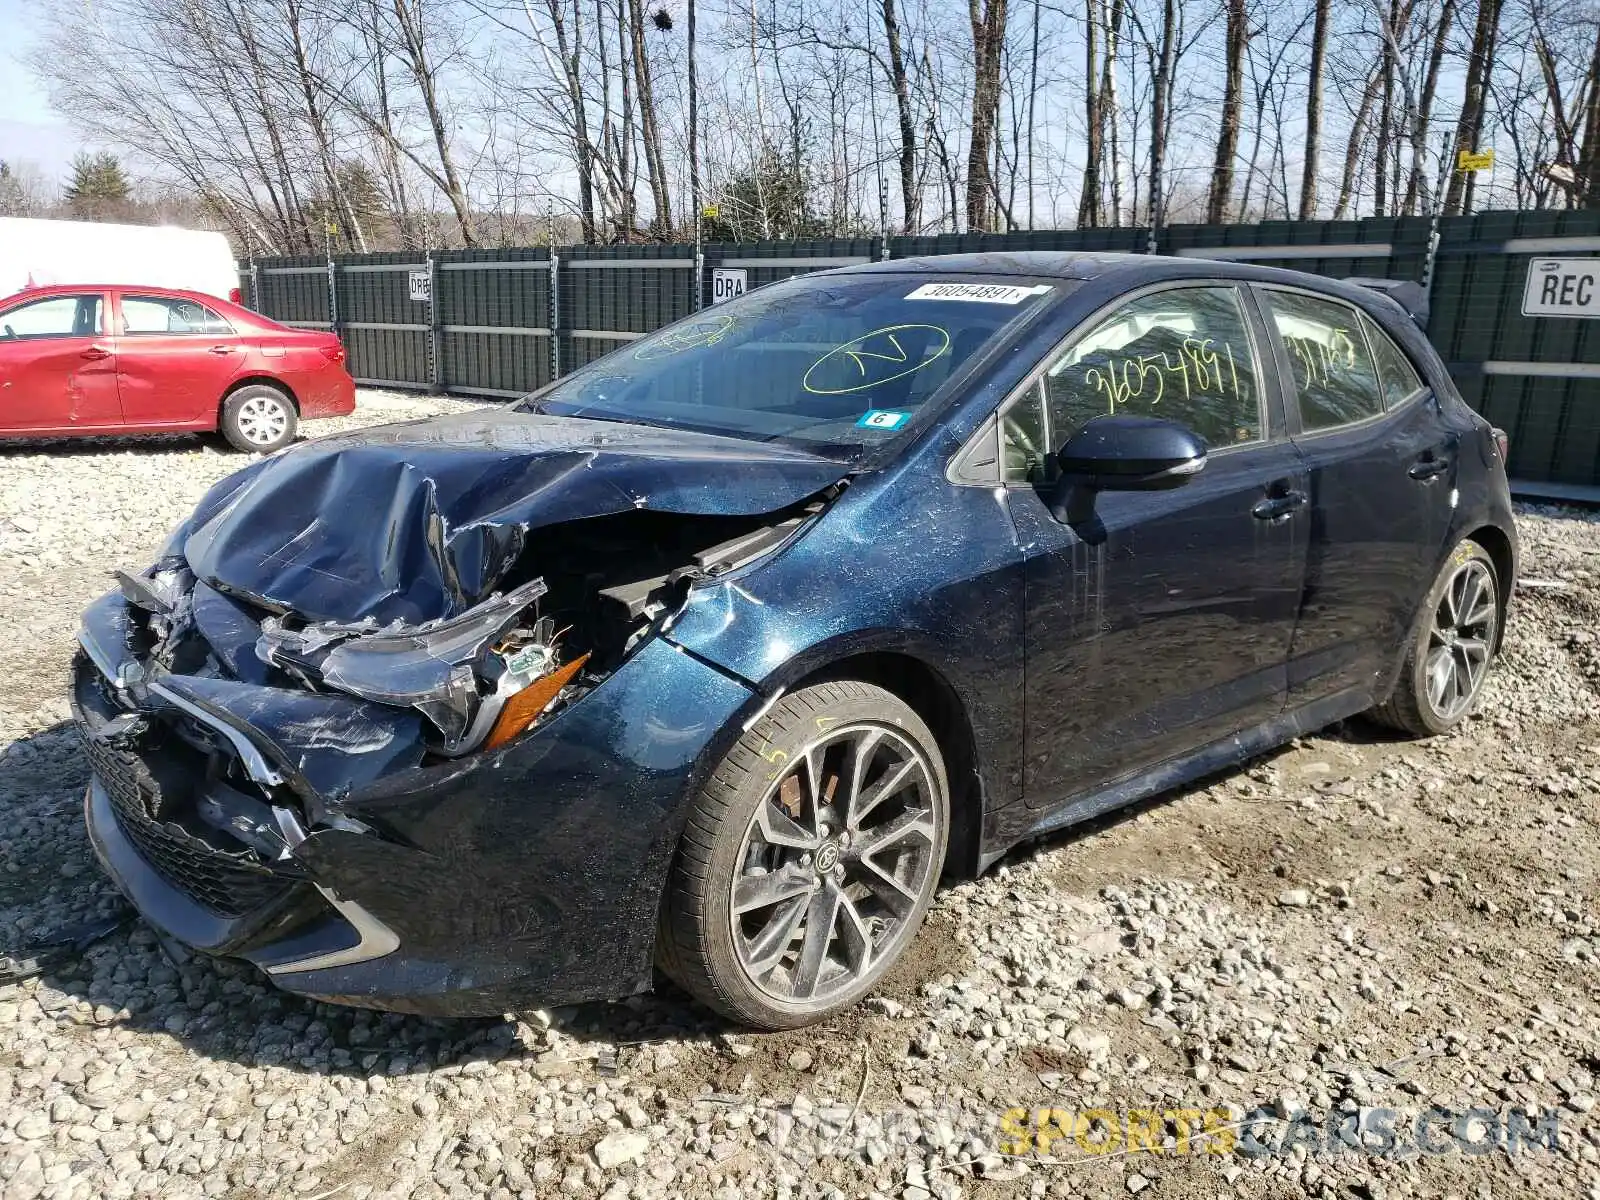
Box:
1457;149;1495;173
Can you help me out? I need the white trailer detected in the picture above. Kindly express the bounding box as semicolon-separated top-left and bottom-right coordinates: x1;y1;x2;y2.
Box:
0;218;238;303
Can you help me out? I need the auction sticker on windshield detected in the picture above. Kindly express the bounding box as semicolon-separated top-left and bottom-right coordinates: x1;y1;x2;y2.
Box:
1522;258;1600;319
906;282;1053;304
856;409;912;430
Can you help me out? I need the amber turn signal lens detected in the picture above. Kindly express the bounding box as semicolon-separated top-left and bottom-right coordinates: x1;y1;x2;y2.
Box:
483;654;589;751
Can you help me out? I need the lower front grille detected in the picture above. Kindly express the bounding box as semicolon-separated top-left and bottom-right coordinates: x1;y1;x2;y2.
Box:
80;730;292;919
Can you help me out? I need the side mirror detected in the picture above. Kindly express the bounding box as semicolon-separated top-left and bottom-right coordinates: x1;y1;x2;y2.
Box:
1056;414;1207;491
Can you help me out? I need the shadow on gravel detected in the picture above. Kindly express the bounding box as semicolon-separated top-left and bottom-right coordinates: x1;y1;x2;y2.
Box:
5;708;1401;1081
0;435;218;458
0;722;748;1083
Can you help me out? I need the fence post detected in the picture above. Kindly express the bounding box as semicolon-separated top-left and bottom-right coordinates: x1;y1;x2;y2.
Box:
878;177;891;261
426;251;441;391
250;261;261;314
549;249;561;381
327;259;339;337
547;202;561;382
1421;128;1458;295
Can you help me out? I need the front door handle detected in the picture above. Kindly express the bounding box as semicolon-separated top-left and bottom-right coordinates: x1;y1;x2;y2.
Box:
1408;453;1451;481
1252;491;1306;522
80;346;111;361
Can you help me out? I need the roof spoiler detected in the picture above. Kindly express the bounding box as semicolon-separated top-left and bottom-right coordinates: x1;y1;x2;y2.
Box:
1341;278;1429;329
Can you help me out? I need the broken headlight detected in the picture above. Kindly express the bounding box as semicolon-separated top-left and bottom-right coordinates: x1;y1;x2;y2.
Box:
117;560;198;672
254;578;582;754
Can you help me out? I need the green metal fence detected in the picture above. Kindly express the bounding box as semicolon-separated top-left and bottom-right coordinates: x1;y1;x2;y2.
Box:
241;212;1600;491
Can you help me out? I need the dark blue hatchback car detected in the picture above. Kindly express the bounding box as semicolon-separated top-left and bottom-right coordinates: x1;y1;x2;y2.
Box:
74;253;1517;1028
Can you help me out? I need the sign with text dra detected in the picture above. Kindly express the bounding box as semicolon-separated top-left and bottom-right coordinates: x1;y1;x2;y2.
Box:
1523;258;1600;320
711;267;747;304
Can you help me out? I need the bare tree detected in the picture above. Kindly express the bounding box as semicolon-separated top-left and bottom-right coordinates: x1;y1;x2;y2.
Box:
966;0;1008;230
1207;0;1249;224
1079;0;1102;227
0;161;57;218
1445;0;1505;213
627;0;673;235
1402;0;1457;213
1300;0;1331;217
1334;69;1384;218
882;0;923;232
26;0;1600;258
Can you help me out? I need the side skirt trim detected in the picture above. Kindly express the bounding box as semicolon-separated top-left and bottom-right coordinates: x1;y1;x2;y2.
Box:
983;688;1373;870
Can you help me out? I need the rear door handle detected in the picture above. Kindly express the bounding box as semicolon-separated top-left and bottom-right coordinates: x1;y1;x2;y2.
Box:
1408;454;1451;481
208;344;235;355
1252;491;1306;522
80;346;111;361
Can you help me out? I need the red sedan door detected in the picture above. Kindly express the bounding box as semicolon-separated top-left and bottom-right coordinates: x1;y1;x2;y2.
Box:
113;292;244;428
0;292;121;434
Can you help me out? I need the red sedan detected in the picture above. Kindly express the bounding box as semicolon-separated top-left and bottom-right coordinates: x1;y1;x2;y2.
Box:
0;285;355;452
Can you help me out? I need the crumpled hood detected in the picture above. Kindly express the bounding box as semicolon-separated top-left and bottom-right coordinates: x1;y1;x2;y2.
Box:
180;411;847;625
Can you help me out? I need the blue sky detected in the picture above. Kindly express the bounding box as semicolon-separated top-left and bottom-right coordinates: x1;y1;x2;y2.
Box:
0;0;81;179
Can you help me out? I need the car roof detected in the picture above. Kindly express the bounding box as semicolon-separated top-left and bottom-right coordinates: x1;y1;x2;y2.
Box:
834;251;1151;280
830;250;1399;310
6;283;221;299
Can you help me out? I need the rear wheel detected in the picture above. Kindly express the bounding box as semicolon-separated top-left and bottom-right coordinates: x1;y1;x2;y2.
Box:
658;681;949;1029
1371;541;1500;736
220;383;297;453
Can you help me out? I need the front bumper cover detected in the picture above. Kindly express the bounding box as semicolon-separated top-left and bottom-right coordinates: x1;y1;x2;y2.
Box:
75;593;757;1016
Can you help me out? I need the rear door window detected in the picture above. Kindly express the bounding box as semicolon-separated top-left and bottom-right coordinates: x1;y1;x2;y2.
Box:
1261;290;1384;432
1359;311;1425;409
122;295;233;336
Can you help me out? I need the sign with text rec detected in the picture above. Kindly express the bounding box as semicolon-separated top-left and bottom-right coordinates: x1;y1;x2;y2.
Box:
1522;258;1600;320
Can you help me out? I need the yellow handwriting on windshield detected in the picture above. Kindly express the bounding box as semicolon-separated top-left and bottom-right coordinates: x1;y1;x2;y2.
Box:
634;314;736;361
1083;338;1242;415
803;324;951;395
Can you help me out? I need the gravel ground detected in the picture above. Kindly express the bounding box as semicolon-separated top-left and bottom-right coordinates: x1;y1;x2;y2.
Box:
1;391;1598;1200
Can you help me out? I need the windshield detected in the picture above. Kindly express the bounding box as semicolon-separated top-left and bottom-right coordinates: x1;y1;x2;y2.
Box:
520;274;1062;455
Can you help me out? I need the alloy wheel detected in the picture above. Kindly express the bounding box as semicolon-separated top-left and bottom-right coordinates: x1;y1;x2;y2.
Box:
236;395;289;446
1425;557;1497;721
729;723;941;1007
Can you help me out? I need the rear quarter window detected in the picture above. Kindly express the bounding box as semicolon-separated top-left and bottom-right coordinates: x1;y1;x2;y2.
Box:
1359;311;1425;409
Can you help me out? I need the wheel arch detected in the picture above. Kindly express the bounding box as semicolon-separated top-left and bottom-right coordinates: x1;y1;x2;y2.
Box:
1464;523;1515;650
779;649;985;880
218;376;300;427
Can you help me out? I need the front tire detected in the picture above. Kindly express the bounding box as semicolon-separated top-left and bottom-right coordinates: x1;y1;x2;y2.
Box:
658;681;949;1029
220;383;298;453
1370;540;1500;736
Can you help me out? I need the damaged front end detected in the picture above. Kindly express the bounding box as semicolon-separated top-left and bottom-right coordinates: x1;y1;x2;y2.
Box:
255;578;579;757
72;422;841;1010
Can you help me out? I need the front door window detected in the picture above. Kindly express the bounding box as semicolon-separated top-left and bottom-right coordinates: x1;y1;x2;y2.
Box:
1002;286;1265;481
1;294;103;341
